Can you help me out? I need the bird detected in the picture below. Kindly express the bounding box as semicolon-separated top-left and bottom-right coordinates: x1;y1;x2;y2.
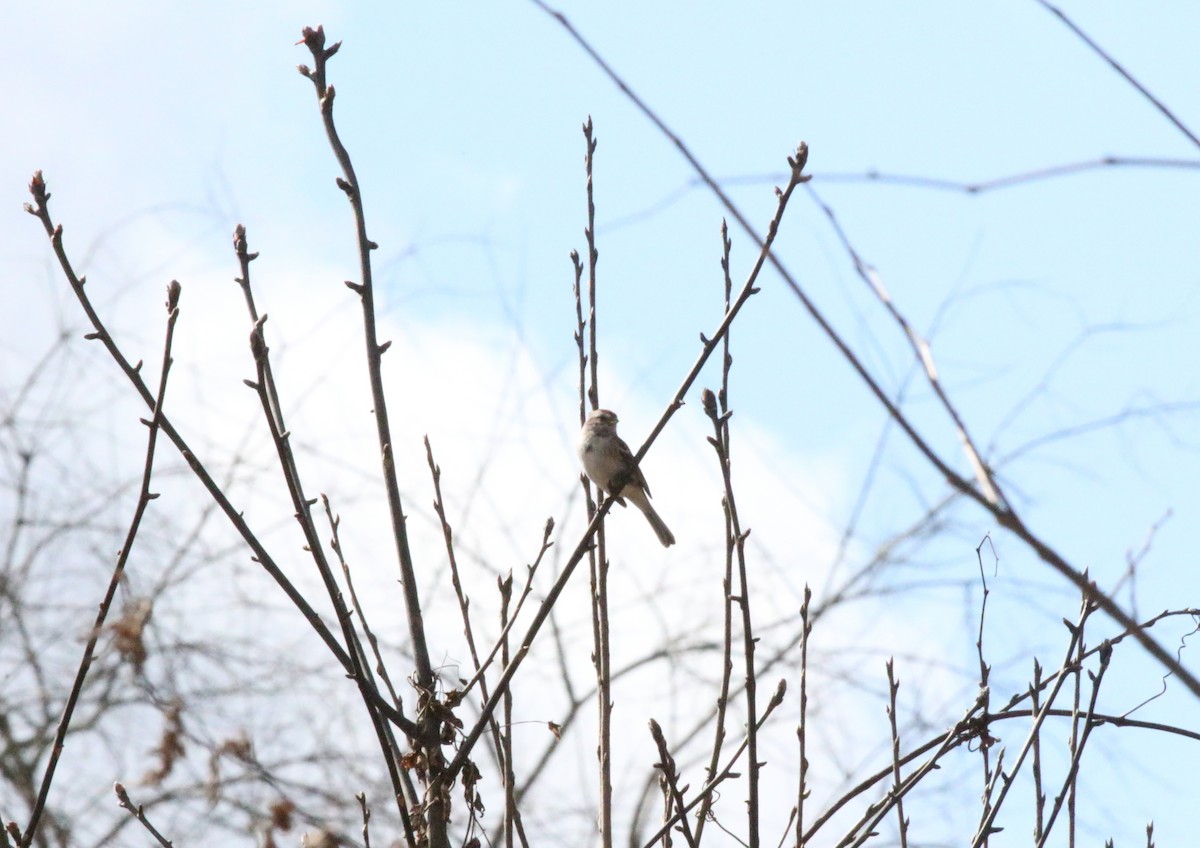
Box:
577;408;675;547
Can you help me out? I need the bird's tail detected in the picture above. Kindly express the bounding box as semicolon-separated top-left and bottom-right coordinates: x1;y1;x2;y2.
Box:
638;500;676;548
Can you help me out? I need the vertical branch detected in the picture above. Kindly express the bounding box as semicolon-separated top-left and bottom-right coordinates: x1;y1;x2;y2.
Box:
701;386;759;848
356;793;373;848
1030;660;1047;843
322;495;421;841
695;221;735;846
584;116;600;414
795;586;812;848
19;279;179;848
579;116;613;848
885;660;909;848
697;224;763;844
974;536;995;845
1067;591;1089;848
296;27;443;845
425;440;538;848
1035;640;1113;848
425;437;486;681
657;781;674;848
499;573;517;848
571;250;587;424
969;596;1099;848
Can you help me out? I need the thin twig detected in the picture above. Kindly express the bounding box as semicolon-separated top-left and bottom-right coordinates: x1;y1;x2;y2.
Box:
425;436;484;680
323;495;405;710
641;681;787;848
838;688;991;848
458;522;554;700
795;587;812;848
356;792;372;848
973;536;995;846
649;720;698;848
20;279;179;848
322;494;421;833
884;660;909;848
1031;660;1047;843
1035;641;1114;848
805;183;1005;507
114;783;174;848
579;116;614;848
701;387;760;847
705;156;1200;198
499;572;516;848
1034;0;1200;150
422;436;530;848
969;592;1096;848
695;222;736;847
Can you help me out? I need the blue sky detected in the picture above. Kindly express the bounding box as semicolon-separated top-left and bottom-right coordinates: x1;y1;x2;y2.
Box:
6;3;1200;845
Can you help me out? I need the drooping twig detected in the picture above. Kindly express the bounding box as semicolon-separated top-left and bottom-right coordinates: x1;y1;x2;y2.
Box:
20;279;178;848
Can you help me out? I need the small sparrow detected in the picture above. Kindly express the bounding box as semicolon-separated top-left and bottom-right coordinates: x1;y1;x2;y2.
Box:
578;408;675;547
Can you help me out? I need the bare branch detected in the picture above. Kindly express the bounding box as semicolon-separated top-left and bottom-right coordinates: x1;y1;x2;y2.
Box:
1034;0;1200;149
114;783;174;848
22;278;178;847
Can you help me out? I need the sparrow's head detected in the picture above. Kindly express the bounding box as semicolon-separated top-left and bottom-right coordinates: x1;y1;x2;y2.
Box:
585;408;619;433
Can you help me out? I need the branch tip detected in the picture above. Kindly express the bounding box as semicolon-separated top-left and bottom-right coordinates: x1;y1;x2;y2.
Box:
166;280;181;311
